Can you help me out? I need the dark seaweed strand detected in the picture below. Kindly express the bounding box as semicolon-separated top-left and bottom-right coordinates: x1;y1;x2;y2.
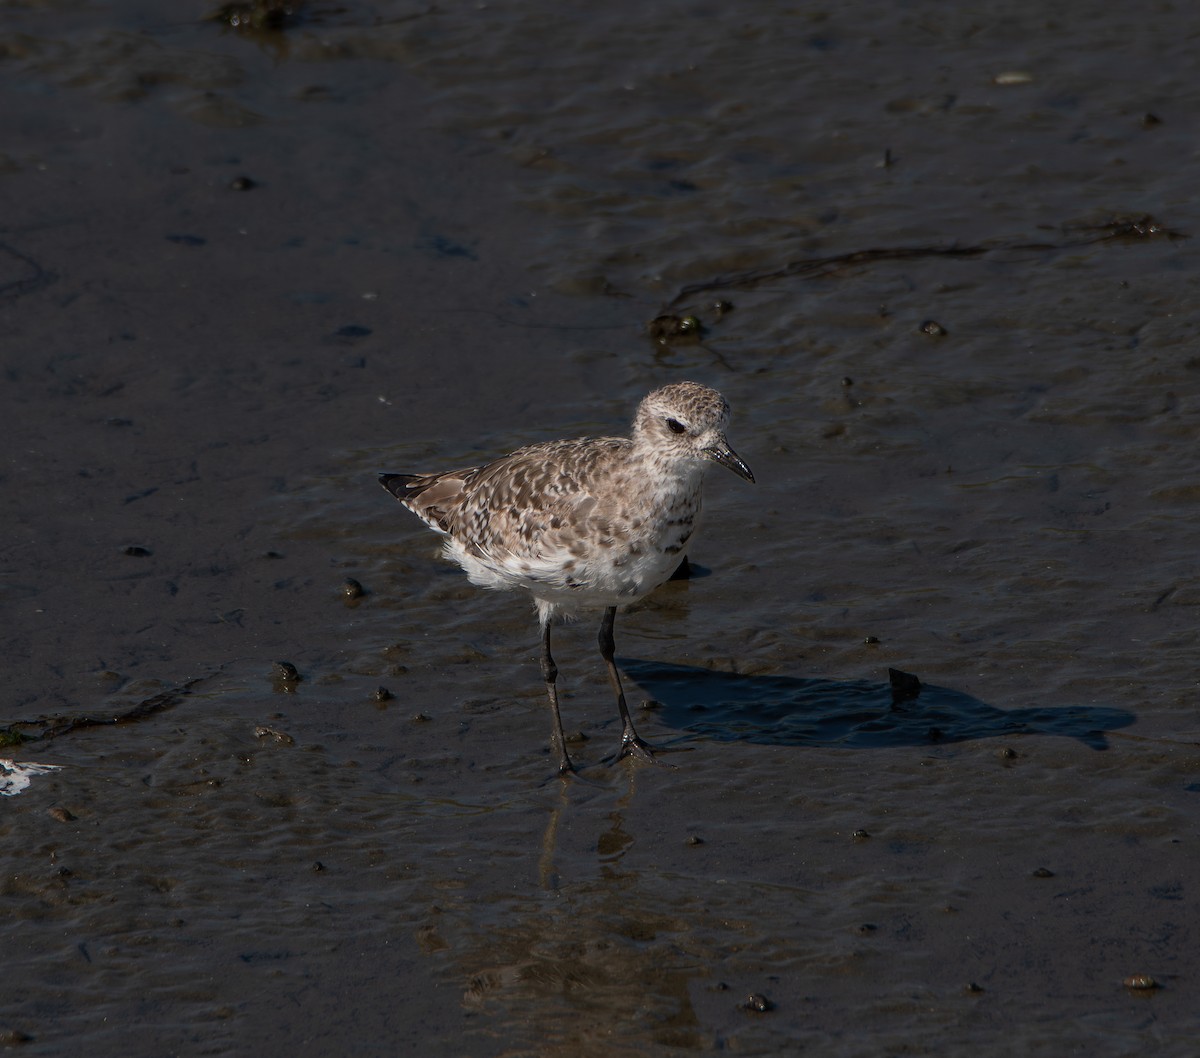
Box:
2;672;218;745
664;216;1186;308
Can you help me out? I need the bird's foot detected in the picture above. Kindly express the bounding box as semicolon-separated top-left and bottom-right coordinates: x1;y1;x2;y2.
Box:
611;726;678;769
538;755;576;785
555;750;577;778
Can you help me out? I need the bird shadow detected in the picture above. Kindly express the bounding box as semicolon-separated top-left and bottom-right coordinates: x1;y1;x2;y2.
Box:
618;660;1135;750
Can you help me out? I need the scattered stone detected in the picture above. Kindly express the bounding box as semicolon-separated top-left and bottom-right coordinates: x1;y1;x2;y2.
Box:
741;993;773;1013
254;725;294;745
271;662;301;693
646;313;704;346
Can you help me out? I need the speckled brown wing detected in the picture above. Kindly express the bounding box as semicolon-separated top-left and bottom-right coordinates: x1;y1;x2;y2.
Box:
403;439;624;563
442;438;629;560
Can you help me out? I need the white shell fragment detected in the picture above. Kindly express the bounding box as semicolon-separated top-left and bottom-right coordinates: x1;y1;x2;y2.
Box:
0;759;62;797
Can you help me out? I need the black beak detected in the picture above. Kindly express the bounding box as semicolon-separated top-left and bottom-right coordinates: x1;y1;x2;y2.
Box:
705;440;755;483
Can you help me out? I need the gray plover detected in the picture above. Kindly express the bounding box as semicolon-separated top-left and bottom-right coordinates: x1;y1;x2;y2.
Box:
379;381;754;774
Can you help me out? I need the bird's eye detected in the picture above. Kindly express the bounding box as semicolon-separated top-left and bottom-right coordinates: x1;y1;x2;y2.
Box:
666;418;687;435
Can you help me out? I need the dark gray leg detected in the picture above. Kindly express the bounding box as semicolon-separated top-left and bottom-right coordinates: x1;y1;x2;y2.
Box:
541;620;573;775
598;606;671;766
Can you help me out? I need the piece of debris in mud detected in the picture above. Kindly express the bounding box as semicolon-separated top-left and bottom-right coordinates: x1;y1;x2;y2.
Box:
646;313;704;347
209;1;299;32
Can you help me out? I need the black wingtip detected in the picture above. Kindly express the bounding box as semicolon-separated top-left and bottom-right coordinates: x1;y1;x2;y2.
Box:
379;473;416;499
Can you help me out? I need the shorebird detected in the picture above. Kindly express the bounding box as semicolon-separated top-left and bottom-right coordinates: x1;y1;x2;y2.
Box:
379;381;754;773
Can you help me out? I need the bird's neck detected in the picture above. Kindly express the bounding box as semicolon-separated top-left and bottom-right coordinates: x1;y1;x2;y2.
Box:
631;444;707;504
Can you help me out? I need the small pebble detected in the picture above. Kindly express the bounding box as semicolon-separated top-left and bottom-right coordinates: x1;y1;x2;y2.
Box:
123;546;152;557
254;725;295;745
741;993;773;1013
685;835;705;846
1032;867;1055;878
964;982;984;994
374;687;394;703
272;662;301;693
852;829;871;842
343;578;365;599
1123;973;1158;991
48;807;77;823
920;320;948;336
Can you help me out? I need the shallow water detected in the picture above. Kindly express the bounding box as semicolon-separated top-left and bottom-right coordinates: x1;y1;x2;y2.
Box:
2;1;1199;1054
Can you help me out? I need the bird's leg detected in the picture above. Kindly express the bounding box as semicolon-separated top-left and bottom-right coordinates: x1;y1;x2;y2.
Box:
598;606;672;766
541;620;574;776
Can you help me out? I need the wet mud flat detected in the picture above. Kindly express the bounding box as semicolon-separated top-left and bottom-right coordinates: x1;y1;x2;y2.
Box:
4;0;1200;1055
